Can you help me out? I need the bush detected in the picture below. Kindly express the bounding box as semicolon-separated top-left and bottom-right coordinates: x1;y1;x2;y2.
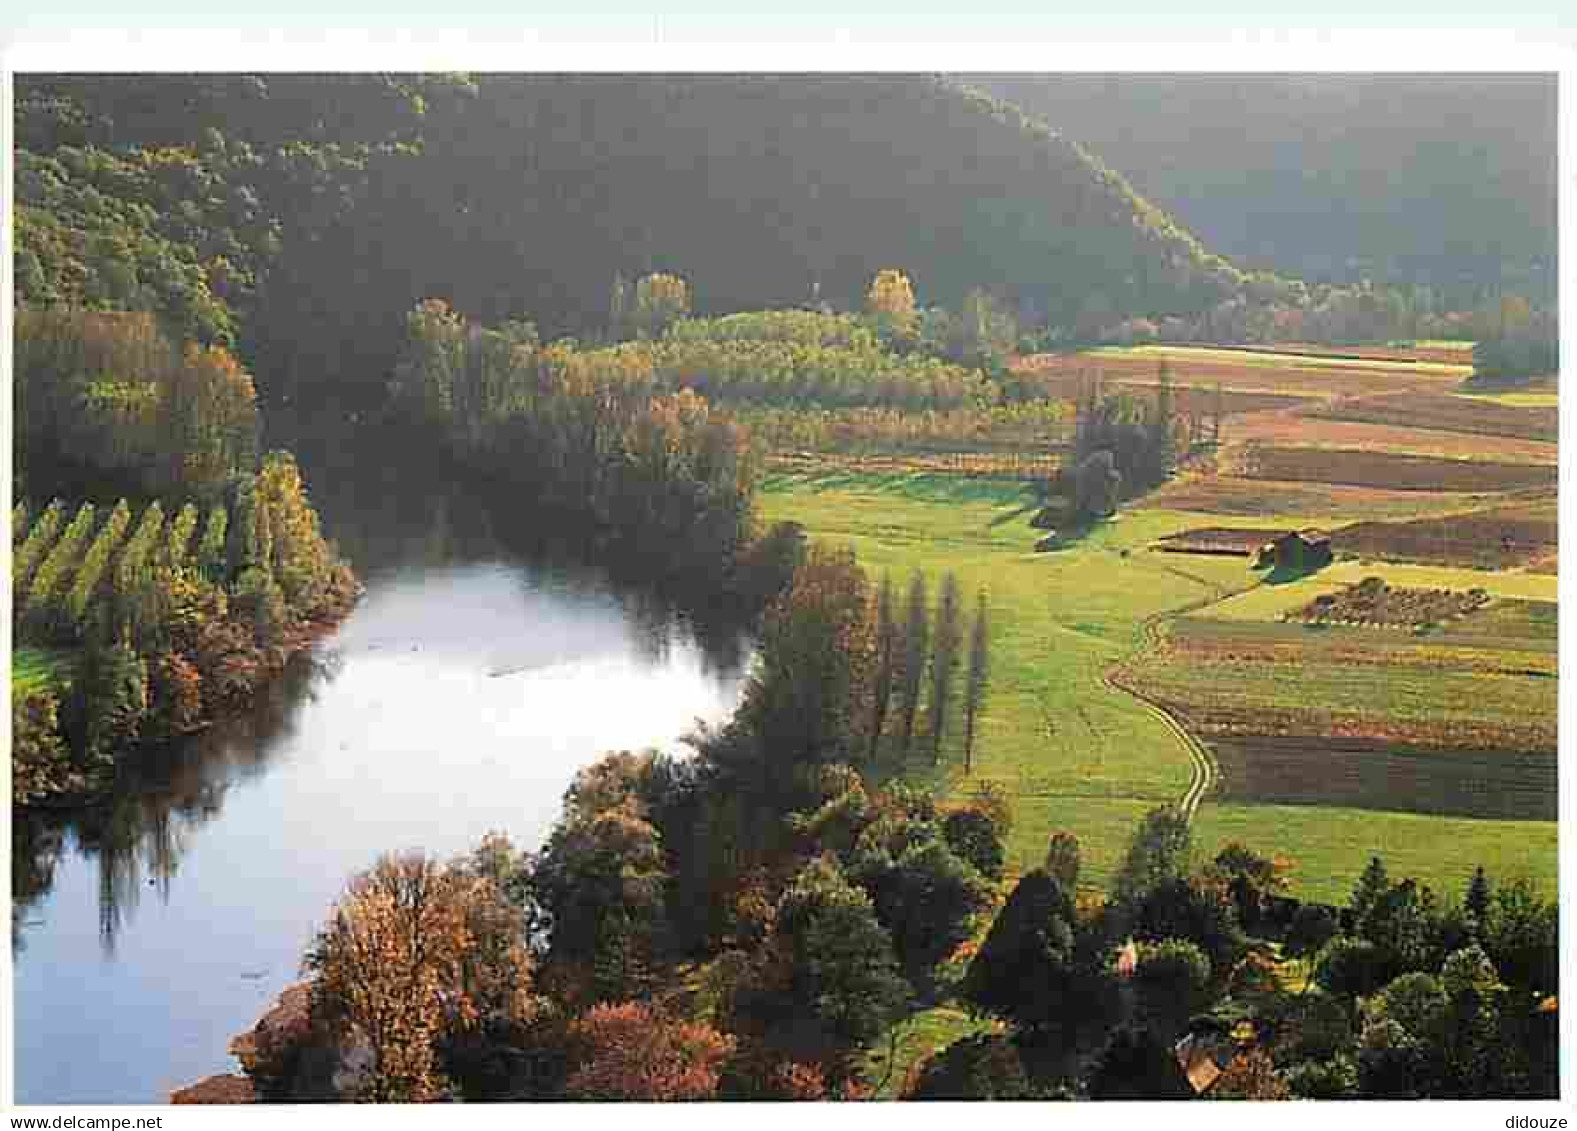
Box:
941;807;1005;880
1285;1054;1359;1099
62;633;149;768
1285;902;1340;958
12;688;77;804
1314;935;1389;999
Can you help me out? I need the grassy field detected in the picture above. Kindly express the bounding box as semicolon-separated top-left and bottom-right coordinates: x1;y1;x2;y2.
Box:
1311;392;1557;443
860;1005;998;1098
754;337;1555;1084
1128;625;1555;753
757;471;1557;901
759;474;1248;870
1460;390;1561;409
1222;412;1558;464
1201;561;1559;621
1195;804;1555;905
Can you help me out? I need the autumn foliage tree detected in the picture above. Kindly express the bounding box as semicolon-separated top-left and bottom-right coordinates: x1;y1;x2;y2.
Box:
633;272;692;340
305;851;535;1103
865;269;918;338
532;755;673;1005
565;1002;734;1101
732;545;876;796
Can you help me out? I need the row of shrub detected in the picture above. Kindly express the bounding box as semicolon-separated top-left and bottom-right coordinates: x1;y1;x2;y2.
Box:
12;454;358;807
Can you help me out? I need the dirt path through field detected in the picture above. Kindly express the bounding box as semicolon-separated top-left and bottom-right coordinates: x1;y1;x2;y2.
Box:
1101;553;1243;823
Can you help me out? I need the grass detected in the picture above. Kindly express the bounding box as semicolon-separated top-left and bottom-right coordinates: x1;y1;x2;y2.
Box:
12;646;73;695
759;469;1556;901
1194;804;1557;904
760;472;1260;872
1200;560;1558;621
860;1005;998;1098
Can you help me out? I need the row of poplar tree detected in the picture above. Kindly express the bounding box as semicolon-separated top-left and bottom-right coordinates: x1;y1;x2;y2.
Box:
867;570;991;773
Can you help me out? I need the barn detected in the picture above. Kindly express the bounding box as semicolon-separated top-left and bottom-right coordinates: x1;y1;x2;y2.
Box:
1255;530;1333;572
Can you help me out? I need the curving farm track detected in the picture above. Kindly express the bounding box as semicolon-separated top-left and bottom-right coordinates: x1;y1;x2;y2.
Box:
1102;559;1240;823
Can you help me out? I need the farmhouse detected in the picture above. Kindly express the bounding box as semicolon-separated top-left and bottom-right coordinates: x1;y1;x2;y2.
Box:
1255;530;1332;572
1173;1032;1226;1095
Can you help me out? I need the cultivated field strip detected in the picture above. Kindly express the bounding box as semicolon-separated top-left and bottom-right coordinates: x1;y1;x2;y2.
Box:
1312;391;1558;442
1229;445;1557;493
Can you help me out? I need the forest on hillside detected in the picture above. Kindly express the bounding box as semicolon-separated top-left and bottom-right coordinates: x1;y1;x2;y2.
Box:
974;74;1558;306
14;73;1255;402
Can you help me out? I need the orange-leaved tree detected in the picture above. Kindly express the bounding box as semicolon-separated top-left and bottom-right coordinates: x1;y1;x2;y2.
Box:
565;1001;735;1101
305;850;535;1102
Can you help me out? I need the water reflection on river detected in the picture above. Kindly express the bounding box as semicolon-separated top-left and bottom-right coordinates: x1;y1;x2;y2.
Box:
12;421;751;1104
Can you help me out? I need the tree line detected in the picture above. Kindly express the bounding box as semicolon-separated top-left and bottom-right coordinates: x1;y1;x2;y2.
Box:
15;309;260;503
385;299;763;597
18;75;1550;421
248;761;1557;1101
1056;362;1184;523
12;310;356;807
13;74;1272;408
12;456;358;806
224;532;1002;1101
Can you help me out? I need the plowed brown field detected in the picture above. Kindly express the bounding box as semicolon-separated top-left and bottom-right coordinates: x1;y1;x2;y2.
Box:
1312;392;1558;442
1231;446;1557;492
1333;500;1557;569
1211;735;1554;821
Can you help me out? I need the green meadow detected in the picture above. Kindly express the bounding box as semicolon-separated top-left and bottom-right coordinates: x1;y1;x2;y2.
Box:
758;470;1558;901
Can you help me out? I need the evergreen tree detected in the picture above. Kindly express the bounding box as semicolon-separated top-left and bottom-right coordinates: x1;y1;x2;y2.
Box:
1351;856;1392;924
1112;806;1192;906
773;855;910;1049
1464;866;1491;925
1150;358;1176;481
1045;831;1082;891
959;870;1103;1043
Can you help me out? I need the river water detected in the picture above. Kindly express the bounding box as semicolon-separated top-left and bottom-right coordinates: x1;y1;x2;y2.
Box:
11;423;751;1104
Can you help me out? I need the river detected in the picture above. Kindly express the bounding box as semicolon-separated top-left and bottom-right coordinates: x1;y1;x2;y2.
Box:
11;421;752;1104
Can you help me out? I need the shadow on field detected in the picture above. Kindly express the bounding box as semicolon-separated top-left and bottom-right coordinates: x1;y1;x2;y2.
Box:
1259;560;1331;586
